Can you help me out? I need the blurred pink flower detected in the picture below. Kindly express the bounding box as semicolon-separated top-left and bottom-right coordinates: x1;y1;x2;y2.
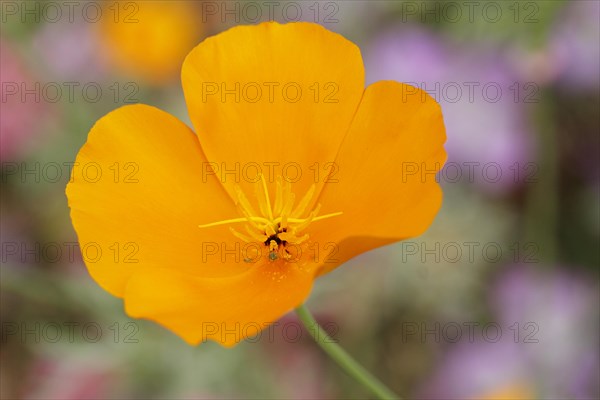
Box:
263;313;330;399
24;356;115;400
365;27;535;194
0;40;55;161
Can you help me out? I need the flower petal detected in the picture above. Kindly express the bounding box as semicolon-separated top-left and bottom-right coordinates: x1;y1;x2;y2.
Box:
124;262;314;346
312;81;447;275
181;22;365;196
66;104;246;297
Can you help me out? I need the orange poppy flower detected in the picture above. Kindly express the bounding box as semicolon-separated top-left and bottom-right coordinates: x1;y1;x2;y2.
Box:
66;22;446;347
98;1;203;84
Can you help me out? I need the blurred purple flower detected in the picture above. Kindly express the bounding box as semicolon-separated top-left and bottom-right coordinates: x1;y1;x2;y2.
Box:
418;340;532;399
492;265;599;399
365;27;536;194
550;1;600;90
31;22;107;81
417;265;599;399
506;1;600;90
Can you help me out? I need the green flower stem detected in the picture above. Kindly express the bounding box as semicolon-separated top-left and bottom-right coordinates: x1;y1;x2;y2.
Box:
295;304;400;400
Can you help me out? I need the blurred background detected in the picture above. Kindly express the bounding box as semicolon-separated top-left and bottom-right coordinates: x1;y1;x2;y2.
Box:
1;1;598;398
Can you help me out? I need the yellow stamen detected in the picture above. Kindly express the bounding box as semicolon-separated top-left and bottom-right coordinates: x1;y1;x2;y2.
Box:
229;227;254;243
265;223;276;237
198;216;269;228
245;225;267;242
198;175;342;262
293;204;322;233
280;180;293;215
273;176;284;216
259;174;274;220
235;186;258;218
276;211;343;225
292;183;316;218
280;193;296;231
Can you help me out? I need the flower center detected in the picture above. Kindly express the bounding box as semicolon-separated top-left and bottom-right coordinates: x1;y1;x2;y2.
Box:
198;174;342;262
